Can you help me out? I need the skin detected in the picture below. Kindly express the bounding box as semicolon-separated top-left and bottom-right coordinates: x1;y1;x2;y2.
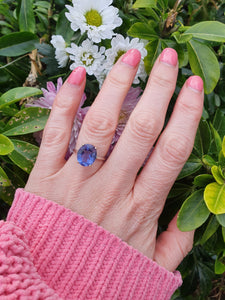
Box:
25;48;204;272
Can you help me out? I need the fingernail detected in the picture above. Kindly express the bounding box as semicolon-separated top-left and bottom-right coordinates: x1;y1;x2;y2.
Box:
187;76;203;93
121;49;141;67
160;48;178;67
68;67;86;85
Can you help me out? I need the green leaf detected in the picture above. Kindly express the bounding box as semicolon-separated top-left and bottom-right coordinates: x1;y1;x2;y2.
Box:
127;22;158;40
0;134;14;155
172;31;193;44
8;139;39;173
202;155;217;167
183;21;225;43
168;183;191;198
3;107;50;136
210;123;222;153
0;166;10;187
222;137;225;157
56;9;74;43
200;215;219;244
204;182;225;214
215;256;225;275
177;189;210;231
216;214;225;227
211;166;225;185
222;227;225;242
19;0;35;33
193;174;214;187
187;39;220;94
133;0;157;9
0;32;39;57
144;39;161;73
194;118;211;156
0;87;42;109
213;109;225;139
177;153;202;180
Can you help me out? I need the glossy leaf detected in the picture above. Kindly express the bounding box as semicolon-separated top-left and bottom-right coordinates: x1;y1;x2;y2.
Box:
202;155;217;167
216;214;225;227
194;118;211;156
56;8;74;42
0;134;14;155
0;166;10;187
0;87;42;109
200;215;219;244
177;189;210;231
204;182;225;214
144;39;161;73
132;0;157;8
183;21;225;43
177;153;202;180
8;139;39;173
19;0;35;33
211;166;225;185
222;137;225;157
3;107;50;136
187;39;220;94
0;32;39;57
222;227;225;242
127;22;158;40
193;174;214;187
210;124;222;153
213;109;225;139
215;256;225;275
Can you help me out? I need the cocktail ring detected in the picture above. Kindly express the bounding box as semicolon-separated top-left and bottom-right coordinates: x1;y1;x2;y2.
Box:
75;144;105;167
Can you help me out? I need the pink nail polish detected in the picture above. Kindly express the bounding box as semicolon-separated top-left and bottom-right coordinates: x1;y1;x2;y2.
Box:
68;67;86;85
187;76;203;92
121;49;141;67
160;48;178;67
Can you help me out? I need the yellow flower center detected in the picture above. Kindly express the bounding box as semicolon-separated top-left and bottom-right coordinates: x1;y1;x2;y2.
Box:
114;50;126;64
85;9;102;27
82;52;94;66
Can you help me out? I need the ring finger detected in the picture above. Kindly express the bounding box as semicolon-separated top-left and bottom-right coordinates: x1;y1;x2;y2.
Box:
64;49;142;178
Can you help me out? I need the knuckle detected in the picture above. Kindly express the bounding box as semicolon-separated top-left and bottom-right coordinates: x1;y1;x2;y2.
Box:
178;100;202;122
43;126;66;147
107;72;131;91
128;112;161;141
151;73;176;92
84;111;116;139
161;135;193;166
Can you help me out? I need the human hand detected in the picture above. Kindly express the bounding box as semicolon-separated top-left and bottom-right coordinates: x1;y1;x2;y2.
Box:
25;48;204;272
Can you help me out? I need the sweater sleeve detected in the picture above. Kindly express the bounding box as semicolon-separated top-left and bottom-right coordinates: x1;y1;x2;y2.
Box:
5;188;182;299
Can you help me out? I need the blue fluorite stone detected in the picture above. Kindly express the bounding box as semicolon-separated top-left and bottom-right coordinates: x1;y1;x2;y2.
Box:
77;144;97;167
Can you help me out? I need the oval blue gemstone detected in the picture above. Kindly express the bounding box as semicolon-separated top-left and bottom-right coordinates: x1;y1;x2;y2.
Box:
77;144;97;167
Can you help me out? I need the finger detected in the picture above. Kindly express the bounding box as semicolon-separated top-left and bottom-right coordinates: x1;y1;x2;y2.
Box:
134;76;204;215
103;48;178;193
154;213;194;272
65;49;141;177
35;67;86;176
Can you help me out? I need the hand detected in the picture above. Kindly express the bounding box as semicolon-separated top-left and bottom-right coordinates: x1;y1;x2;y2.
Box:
25;48;204;272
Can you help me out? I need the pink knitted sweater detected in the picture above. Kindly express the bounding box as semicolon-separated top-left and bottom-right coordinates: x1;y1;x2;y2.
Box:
0;189;182;299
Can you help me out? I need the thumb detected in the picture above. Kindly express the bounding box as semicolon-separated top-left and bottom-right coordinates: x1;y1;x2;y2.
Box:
153;213;194;272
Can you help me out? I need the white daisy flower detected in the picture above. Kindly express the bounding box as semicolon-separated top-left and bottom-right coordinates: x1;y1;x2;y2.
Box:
50;35;69;68
104;34;148;84
66;39;106;77
65;0;122;43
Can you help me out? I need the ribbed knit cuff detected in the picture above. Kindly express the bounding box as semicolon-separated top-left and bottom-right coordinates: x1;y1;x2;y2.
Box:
7;189;182;300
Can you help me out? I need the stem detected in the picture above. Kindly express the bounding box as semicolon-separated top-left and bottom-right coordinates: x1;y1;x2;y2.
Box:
0;54;29;69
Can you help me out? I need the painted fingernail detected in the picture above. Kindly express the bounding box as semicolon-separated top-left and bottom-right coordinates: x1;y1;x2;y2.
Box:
187;76;203;92
160;48;178;67
121;49;141;67
68;67;86;85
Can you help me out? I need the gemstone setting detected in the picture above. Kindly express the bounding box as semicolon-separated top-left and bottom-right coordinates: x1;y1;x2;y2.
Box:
77;144;97;167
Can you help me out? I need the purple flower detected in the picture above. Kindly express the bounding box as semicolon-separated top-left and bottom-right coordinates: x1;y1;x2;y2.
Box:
27;78;89;157
107;87;142;156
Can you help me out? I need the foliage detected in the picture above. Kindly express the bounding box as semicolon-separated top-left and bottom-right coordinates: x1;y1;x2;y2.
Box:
0;0;225;298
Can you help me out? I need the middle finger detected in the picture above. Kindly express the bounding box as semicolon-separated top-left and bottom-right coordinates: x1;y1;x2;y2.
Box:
103;48;178;191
